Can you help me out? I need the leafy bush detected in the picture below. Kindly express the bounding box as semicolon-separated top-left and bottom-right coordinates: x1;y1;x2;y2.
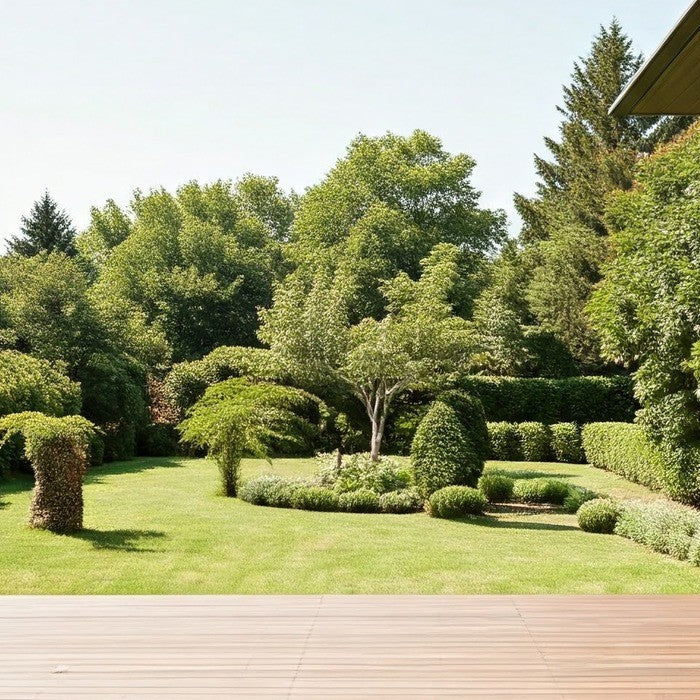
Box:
315;452;411;494
487;422;521;460
137;423;180;457
562;486;598;513
291;485;340;512
0;350;80;418
437;390;490;461
378;489;424;514
478;474;514;502
582;423;666;493
338;488;380;513
517;422;550;461
550;423;583;463
513;478;570;505
239;475;306;508
428;486;487;519
577;498;620;533
457;375;636;423
411;401;483;497
615;500;700;561
0;412;95;533
384;401;429;456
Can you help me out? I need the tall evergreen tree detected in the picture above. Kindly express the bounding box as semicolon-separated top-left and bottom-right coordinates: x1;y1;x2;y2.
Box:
8;192;77;257
513;20;693;367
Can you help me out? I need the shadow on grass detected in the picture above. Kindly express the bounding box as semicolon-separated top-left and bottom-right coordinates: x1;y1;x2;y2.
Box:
0;473;34;497
70;528;168;552
487;468;576;480
473;518;578;532
84;457;187;485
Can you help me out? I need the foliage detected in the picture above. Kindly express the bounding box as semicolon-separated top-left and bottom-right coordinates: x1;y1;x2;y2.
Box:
338;488;381;513
517;422;551;462
563;486;598;514
8;192;77;257
577;499;620;533
512;479;570;505
550;423;584;463
427;486;486;519
239;475;307;507
581;423;666;493
458;375;635;423
378;489;424;514
0;412;95;533
436;390;490;461
136;424;180;457
0;350;80;418
290;485;340;512
477;474;514;503
487;422;522;461
411;401;483;498
615;500;700;562
522;328;579;378
179;379;327;496
315;452;410;494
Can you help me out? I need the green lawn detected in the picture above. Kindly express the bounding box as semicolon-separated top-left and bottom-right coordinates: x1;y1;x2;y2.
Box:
1;456;699;594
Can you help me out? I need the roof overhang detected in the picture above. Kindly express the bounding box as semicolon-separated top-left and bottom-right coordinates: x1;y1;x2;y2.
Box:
610;0;700;116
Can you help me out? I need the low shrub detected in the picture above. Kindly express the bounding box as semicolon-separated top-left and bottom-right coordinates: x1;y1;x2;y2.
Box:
550;423;583;463
582;423;666;493
378;489;424;514
411;401;483;497
315;453;411;494
517;422;551;461
239;475;302;507
688;535;700;566
338;488;380;513
577;498;620;533
614;500;700;560
428;486;487;519
513;478;570;505
477;474;514;503
290;485;340;512
562;486;598;513
487;422;521;461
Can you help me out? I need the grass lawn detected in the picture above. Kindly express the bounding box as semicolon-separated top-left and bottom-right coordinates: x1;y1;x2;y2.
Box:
1;456;699;594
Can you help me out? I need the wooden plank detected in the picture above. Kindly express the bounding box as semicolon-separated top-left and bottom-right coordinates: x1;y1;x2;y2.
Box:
2;596;700;697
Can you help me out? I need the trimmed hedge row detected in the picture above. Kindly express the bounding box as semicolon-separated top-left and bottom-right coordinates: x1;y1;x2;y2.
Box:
487;422;584;463
581;423;665;493
457;375;636;423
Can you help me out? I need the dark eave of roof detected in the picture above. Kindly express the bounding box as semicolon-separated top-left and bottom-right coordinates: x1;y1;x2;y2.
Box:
610;0;700;116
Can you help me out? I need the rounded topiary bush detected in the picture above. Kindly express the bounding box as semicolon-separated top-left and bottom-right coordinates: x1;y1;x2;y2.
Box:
411;401;482;497
437;390;490;461
378;489;424;514
517;422;551;461
562;486;597;513
577;498;620;533
487;422;521;460
427;486;487;519
513;478;570;505
550;423;583;463
290;486;339;512
338;488;380;513
477;474;514;503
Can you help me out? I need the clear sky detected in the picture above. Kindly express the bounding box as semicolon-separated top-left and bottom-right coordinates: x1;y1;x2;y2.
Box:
0;0;691;247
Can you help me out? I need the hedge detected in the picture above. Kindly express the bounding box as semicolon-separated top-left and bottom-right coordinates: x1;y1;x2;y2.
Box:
487;422;583;463
457;375;635;423
427;486;487;519
581;423;665;493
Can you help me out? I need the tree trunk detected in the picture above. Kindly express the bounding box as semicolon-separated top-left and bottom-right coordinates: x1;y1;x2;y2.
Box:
370;419;381;461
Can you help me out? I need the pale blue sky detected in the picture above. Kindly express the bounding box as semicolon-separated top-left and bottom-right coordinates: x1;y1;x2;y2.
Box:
0;0;691;246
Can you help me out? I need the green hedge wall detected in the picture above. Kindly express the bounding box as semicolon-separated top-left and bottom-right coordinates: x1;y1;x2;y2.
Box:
487;422;584;463
581;422;666;493
457;375;636;423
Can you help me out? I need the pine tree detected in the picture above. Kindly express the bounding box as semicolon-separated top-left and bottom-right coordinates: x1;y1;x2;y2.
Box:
8;192;77;257
513;20;694;367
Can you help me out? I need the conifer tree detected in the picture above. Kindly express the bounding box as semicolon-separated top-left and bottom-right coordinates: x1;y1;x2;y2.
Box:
8;192;77;257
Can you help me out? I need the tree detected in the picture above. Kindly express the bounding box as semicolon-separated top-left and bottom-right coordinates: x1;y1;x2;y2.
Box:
259;243;474;460
8;192;77;257
513;20;693;366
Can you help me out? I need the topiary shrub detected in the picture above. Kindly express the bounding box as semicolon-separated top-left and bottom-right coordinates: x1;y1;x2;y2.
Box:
338;488;380;513
290;485;339;512
487;422;521;460
512;478;570;505
477;474;514;503
577;498;620;533
315;452;411;494
427;486;487;519
437;390;490;461
378;489;424;514
517;422;551;461
0;412;95;533
562;486;598;513
550;423;583;463
410;401;482;497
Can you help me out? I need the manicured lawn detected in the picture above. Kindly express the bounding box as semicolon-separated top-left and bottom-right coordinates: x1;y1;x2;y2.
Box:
1;456;699;594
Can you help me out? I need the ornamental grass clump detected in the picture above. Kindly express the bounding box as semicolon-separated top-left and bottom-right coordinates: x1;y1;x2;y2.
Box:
0;412;95;533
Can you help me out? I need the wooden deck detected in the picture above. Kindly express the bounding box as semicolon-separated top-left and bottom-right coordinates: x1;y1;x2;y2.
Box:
2;596;700;698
